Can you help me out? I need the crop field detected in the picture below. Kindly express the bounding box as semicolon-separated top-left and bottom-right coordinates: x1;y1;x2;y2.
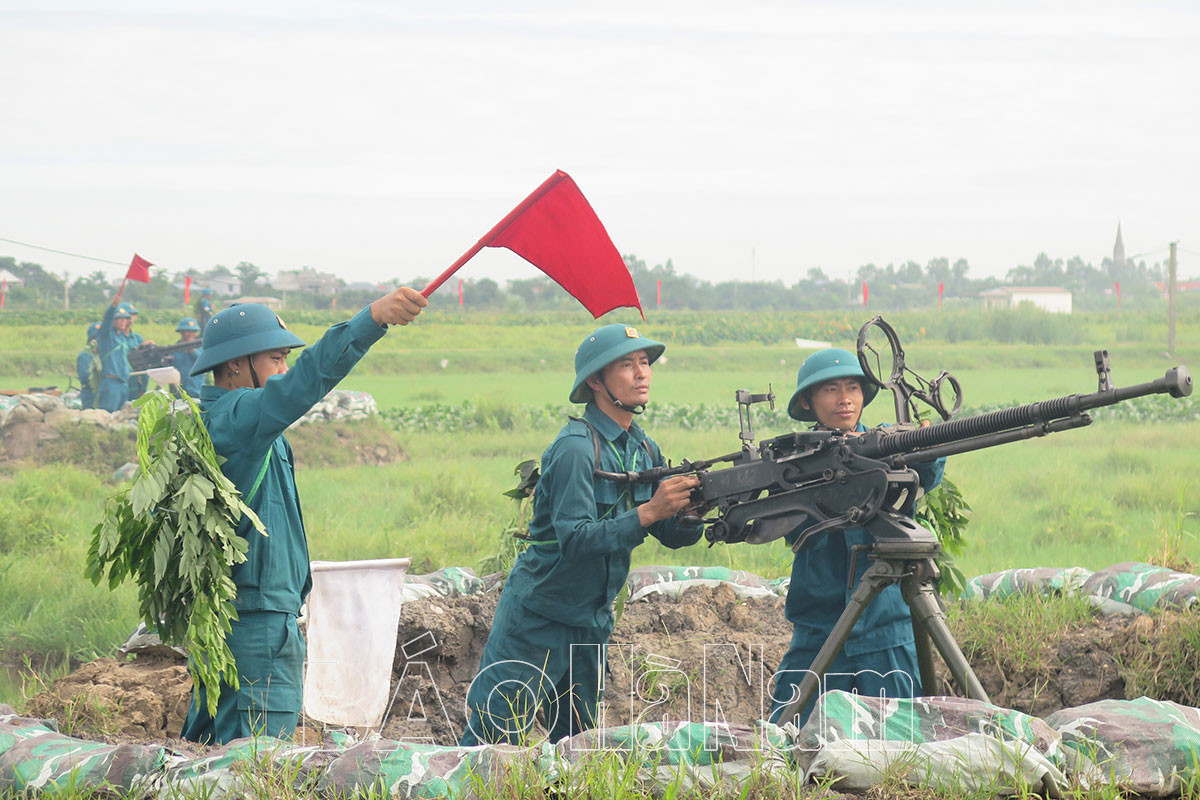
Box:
1;308;1198;797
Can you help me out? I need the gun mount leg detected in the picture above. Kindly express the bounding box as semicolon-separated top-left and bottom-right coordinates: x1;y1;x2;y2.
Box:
774;559;898;725
905;579;990;704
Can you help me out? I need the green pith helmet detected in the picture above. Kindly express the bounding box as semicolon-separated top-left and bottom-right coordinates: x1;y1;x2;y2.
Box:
86;321;101;342
569;324;665;404
114;308;132;321
117;302;139;316
176;316;201;333
190;304;306;376
787;347;878;422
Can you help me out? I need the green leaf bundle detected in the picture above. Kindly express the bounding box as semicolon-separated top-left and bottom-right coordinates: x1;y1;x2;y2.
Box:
915;476;972;598
86;390;266;717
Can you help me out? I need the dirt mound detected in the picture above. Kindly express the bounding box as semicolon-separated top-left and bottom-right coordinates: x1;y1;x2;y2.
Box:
23;590;1195;747
0;415;405;473
287;416;407;468
24;655;191;742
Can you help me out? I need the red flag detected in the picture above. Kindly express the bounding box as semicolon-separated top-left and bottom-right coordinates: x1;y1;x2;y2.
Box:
656;278;662;307
422;170;642;319
184;276;192;305
862;281;869;309
126;254;153;283
1115;281;1121;308
1;279;6;309
457;278;464;306
938;281;944;308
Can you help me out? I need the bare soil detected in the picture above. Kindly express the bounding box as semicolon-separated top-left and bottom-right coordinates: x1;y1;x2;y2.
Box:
25;586;1186;747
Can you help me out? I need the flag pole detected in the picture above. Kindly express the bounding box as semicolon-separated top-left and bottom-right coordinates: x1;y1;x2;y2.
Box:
421;170;569;298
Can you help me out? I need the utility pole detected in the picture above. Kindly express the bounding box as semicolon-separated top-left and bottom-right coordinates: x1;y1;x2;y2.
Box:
1167;241;1178;355
63;271;70;311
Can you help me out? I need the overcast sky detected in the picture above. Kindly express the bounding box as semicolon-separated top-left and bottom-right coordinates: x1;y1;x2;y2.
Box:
2;0;1198;289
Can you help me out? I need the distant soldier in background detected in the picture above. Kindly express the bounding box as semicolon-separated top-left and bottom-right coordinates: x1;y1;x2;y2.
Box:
95;301;133;412
76;322;102;409
195;288;214;331
172;317;204;398
118;302;150;401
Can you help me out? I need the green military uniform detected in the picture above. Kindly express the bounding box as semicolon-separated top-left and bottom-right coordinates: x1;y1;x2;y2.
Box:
118;303;148;401
76;322;102;409
180;304;387;744
95;304;132;412
768;349;946;727
461;325;703;745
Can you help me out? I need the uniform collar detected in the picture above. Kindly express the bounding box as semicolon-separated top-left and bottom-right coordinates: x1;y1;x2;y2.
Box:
199;384;230;405
584;401;646;446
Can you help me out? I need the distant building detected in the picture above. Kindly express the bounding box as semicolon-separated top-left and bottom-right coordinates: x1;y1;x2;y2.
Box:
979;287;1073;314
274;268;341;296
1113;223;1125;269
206;276;242;296
0;268;23;286
1153;281;1200;297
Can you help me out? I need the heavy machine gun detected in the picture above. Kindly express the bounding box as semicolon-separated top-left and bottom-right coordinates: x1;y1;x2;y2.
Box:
595;317;1192;722
128;340;202;372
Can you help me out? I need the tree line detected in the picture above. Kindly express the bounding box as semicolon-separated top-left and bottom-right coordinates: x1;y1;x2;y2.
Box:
0;248;1182;315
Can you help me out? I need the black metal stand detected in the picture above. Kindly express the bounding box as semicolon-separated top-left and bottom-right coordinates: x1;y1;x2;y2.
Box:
775;531;989;724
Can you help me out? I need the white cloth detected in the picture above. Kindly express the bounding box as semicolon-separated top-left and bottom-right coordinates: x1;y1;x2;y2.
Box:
303;558;409;728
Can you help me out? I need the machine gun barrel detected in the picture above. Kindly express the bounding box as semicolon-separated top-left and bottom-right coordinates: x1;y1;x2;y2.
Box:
858;365;1192;463
128;339;203;372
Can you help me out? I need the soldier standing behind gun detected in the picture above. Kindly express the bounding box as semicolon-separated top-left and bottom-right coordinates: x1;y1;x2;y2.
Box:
769;349;945;727
460;324;703;746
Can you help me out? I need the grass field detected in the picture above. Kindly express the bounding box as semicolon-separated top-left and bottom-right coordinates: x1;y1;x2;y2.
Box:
1;310;1198;712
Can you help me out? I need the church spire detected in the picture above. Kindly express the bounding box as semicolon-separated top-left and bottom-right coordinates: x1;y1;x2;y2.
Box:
1113;222;1125;268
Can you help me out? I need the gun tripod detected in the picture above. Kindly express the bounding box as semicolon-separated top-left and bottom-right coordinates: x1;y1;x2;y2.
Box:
775;521;990;724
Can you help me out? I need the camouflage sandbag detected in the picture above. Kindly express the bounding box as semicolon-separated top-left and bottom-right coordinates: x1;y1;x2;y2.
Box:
401;567;503;602
316;738;554;798
794;692;1067;796
963;567;1093;601
0;713;171;795
1082;562;1200;612
555;721;793;794
150;736;326;798
1046;697;1200;798
626;566;788;602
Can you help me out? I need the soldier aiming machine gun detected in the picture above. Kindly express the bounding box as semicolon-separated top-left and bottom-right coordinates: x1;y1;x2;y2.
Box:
595;317;1193;722
128;340;202;373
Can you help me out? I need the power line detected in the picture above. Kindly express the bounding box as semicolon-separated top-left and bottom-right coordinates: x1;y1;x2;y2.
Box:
0;234;125;267
1125;248;1168;261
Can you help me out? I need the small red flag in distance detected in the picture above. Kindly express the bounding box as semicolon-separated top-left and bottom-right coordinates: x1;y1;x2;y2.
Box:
184;275;192;304
422;171;643;319
126;254;153;283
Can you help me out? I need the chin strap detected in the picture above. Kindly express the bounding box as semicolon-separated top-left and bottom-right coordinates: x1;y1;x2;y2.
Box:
249;360;262;389
601;380;646;415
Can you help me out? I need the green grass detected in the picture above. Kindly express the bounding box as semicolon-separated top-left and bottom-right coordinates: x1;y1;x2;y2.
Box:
2;319;1198;718
2;420;1198;711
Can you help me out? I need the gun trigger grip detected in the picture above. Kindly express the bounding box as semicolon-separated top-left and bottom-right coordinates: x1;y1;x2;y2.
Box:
792;514;852;553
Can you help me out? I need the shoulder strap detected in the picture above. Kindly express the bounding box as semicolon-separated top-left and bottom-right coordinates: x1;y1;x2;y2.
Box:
245;449;273;504
567;415;602;473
